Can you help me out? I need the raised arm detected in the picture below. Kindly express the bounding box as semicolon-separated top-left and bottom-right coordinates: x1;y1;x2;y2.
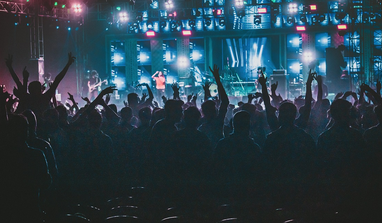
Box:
171;83;181;100
296;70;314;129
47;53;76;97
202;82;212;101
259;75;279;131
210;64;229;107
5;54;23;90
22;66;29;93
151;71;159;78
68;92;79;112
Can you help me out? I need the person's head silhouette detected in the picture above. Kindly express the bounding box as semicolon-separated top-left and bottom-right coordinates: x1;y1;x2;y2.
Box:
329;99;352;124
374;104;382;124
278;102;297;127
120;107;133;122
138;107;152;126
201;100;216;120
233;111;251;135
164;99;184;123
88;109;103;130
183;106;201;129
127;93;139;107
28;81;43;95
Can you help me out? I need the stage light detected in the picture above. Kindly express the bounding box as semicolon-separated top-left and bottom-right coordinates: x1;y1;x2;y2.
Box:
296;26;306;31
54;2;58;6
146;31;155;37
235;0;244;7
160;20;166;28
62;4;65;8
303;51;314;62
288;3;298;14
204;18;212;26
56;26;59;29
165;0;174;9
182;30;192;36
178;56;189;68
300;14;307;23
337;24;347;30
258;8;267;14
72;3;82;13
114;54;124;63
116;6;121;11
214;9;222;16
237;9;245;18
310;5;317;11
188;19;196;27
147;21;153;29
68;27;71;30
254;15;261;25
219;18;225;26
119;12;128;22
287;16;294;24
335;11;346;20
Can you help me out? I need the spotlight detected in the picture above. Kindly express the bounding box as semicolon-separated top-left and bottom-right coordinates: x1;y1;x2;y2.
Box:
219;18;225;26
335;11;346;20
188;19;196;27
160;20;166;28
165;0;174;9
288;3;298;14
303;51;314;62
119;12;128;22
287;16;294;24
237;9;246;18
235;0;244;7
204;18;212;26
72;3;82;13
258;8;267;14
182;30;192;36
300;14;307;23
254;15;261;25
146;31;155;37
337;24;347;36
309;5;317;11
147;21;153;29
296;26;306;31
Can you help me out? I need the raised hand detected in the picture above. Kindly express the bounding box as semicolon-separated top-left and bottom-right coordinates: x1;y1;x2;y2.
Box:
67;52;76;65
5;54;13;67
191;93;197;103
187;93;194;102
171;83;180;92
202;82;211;91
141;92;148;101
334;92;344;100
258;75;267;86
248;93;255;103
153;100;159;108
162;95;168;104
271;81;278;93
209;64;220;81
254;92;263;98
68;92;75;101
123;100;128;107
81;96;91;104
316;75;323;84
99;86;117;97
22;66;29;79
307;69;315;85
105;93;111;105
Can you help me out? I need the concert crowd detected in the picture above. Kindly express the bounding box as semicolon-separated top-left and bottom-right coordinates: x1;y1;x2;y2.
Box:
1;53;382;222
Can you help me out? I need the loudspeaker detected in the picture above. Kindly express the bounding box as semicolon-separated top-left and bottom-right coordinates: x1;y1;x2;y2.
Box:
270;70;288;100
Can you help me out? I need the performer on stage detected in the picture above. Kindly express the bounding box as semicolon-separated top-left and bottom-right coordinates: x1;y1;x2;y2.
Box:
88;70;103;100
152;71;166;98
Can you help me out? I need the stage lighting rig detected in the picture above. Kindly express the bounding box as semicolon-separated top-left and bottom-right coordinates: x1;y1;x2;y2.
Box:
235;0;244;7
188;19;196;28
219;18;225;26
204;18;212;27
288;3;298;14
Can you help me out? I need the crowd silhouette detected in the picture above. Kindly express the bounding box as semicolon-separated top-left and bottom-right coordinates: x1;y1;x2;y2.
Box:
1;53;382;222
